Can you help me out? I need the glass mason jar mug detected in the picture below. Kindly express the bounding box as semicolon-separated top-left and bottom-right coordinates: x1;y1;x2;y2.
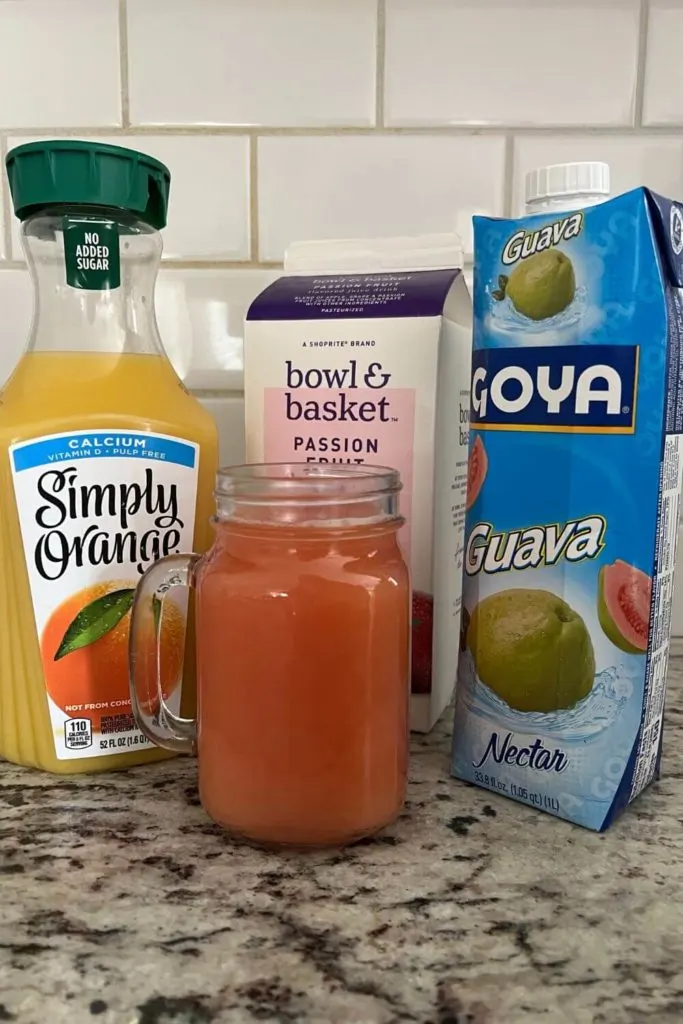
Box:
129;463;411;848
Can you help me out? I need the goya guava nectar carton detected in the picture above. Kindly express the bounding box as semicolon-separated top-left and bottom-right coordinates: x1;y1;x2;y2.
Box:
244;235;472;732
452;188;683;829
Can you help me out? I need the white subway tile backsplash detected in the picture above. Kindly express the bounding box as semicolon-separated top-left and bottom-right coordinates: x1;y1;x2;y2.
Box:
195;395;246;467
0;0;683;639
512;136;683;215
258;135;506;261
0;269;32;386
0;1;120;128
0;265;271;393
127;0;377;127
156;268;278;390
384;0;640;127
6;135;250;261
112;136;250;260
643;1;683;125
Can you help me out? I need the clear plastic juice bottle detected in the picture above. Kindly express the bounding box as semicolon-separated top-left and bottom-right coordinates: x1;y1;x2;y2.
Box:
0;140;218;773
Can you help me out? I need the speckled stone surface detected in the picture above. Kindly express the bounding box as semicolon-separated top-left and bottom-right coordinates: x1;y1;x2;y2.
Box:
1;667;683;1024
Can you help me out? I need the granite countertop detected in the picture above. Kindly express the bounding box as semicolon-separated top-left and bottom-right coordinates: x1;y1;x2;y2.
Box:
1;668;683;1024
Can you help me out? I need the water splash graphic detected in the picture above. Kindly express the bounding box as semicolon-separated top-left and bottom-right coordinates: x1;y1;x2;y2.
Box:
483;285;605;347
457;650;633;743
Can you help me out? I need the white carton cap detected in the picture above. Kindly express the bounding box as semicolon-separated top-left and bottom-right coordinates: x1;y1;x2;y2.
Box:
525;161;610;205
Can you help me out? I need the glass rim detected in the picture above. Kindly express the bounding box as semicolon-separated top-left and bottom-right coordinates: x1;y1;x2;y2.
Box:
215;462;401;503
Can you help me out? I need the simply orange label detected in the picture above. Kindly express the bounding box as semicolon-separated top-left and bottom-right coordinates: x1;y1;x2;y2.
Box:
10;430;198;760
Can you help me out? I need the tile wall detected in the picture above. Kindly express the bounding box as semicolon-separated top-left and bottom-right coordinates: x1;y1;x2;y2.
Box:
2;0;683;629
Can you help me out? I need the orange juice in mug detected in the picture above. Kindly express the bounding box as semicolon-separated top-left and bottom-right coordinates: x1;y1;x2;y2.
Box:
129;464;411;848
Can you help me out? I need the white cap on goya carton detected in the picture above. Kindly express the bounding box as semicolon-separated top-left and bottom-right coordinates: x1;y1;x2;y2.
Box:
525;161;610;213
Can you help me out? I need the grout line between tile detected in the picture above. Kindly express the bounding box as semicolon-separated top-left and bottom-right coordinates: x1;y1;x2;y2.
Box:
4;124;683;139
118;0;131;128
634;0;650;128
502;135;514;217
249;135;259;262
0;135;12;260
190;388;245;399
0;258;282;272
375;0;387;128
161;258;282;270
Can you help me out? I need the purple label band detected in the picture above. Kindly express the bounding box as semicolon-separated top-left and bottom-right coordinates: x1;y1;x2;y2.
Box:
246;268;461;322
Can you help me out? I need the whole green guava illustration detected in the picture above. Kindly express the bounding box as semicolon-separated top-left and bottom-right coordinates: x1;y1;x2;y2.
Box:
495;249;576;321
467;588;595;713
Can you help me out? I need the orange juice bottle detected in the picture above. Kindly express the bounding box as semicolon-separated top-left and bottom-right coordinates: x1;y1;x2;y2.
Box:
0;140;218;773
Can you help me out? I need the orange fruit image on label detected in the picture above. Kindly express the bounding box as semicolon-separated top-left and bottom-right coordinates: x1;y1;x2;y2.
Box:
41;580;185;732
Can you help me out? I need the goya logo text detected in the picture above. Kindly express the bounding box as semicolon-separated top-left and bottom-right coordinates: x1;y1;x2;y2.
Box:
471;344;639;434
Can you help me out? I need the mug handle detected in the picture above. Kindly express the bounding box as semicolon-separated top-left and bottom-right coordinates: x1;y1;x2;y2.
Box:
129;552;200;754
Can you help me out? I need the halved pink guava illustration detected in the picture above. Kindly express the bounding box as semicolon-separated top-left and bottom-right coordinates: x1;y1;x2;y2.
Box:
598;560;651;655
466;435;488;511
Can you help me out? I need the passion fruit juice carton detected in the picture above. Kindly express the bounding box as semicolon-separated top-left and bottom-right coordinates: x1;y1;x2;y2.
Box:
452;188;683;829
244;235;472;732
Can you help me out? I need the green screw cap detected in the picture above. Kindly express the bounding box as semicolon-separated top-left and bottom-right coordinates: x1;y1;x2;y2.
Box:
5;139;171;230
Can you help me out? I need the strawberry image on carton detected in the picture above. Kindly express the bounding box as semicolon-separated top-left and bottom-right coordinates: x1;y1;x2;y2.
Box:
244;236;472;731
